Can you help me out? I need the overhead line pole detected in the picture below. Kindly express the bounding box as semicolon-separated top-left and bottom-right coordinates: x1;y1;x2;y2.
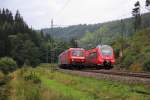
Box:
120;19;125;62
50;19;55;63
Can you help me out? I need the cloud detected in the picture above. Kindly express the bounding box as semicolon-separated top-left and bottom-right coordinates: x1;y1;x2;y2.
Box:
0;0;147;29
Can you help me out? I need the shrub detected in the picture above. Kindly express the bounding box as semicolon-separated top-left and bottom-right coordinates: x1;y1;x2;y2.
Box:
122;49;139;66
38;63;57;72
0;71;4;79
129;63;143;72
123;55;136;68
114;48;120;58
24;71;41;84
143;60;150;72
0;57;17;74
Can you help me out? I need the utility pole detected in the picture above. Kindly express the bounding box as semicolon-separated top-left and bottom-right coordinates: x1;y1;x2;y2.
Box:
119;19;125;61
50;19;55;63
100;32;102;46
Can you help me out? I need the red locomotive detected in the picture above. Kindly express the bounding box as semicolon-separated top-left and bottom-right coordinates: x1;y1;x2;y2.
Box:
85;45;115;69
58;48;86;69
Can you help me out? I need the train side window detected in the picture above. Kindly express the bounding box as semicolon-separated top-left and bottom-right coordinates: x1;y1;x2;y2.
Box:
89;52;97;59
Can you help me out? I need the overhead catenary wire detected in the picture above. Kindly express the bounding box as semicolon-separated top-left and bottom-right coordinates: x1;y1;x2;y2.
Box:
51;0;71;21
55;0;71;17
51;0;72;28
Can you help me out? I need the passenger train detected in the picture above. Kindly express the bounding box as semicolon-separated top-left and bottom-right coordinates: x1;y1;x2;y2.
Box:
58;45;115;69
58;48;86;69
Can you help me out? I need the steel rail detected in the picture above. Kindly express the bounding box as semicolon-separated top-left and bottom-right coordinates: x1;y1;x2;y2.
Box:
83;70;150;79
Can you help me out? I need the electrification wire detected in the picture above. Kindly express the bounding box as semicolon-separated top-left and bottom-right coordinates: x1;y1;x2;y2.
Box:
54;0;71;17
51;0;71;27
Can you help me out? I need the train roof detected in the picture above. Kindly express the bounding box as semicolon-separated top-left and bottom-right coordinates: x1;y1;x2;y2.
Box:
96;45;112;49
69;48;84;50
59;48;84;56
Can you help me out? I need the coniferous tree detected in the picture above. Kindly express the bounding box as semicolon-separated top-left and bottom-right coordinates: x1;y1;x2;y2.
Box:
0;8;72;67
146;0;150;10
70;38;78;48
132;1;141;31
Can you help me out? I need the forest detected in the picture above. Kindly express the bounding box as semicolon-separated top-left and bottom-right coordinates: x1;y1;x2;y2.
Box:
0;8;77;74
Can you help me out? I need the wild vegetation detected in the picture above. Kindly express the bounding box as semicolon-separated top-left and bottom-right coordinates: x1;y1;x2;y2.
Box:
6;64;150;100
0;8;76;68
42;24;101;40
114;28;150;72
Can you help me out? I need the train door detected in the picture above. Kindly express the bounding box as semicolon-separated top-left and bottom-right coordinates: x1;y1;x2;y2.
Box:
89;50;98;64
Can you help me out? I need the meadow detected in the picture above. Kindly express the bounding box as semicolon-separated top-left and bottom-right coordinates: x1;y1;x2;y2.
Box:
5;64;150;100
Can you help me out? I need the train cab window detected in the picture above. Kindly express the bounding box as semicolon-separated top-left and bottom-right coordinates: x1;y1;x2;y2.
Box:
101;47;112;56
72;50;84;57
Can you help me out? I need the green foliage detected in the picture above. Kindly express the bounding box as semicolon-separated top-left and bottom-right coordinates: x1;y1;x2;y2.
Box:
132;1;141;31
0;71;4;79
24;71;41;84
143;60;150;71
0;8;71;66
79;18;133;48
37;63;57;73
79;13;150;49
38;63;56;68
9;67;150;99
0;57;17;74
114;48;120;58
114;28;150;71
42;24;101;40
123;52;137;67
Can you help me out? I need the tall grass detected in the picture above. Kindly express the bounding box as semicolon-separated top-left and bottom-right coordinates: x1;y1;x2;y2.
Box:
8;64;150;100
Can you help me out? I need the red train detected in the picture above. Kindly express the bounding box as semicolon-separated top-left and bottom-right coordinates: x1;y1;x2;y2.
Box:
58;48;86;69
85;45;115;69
58;45;115;69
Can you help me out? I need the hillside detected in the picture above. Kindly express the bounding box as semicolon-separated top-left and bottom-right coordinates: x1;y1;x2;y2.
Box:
42;24;101;40
79;12;150;48
42;12;150;46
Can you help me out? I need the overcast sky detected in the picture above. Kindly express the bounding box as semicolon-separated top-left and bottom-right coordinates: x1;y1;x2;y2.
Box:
0;0;148;29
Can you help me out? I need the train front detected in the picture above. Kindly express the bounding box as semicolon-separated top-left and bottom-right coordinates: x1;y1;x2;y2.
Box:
98;45;115;68
70;48;85;65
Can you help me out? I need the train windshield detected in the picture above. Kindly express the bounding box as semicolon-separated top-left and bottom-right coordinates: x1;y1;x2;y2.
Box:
72;50;84;57
100;46;112;56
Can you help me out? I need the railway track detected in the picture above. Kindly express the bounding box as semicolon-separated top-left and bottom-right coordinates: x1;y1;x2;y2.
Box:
83;70;150;79
58;68;150;84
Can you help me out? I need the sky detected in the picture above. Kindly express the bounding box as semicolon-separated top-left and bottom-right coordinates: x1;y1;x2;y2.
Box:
0;0;148;29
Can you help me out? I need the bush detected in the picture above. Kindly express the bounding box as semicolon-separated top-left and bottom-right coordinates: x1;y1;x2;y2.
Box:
114;48;120;58
123;54;136;68
0;57;17;74
129;63;143;72
143;60;150;71
0;71;4;79
37;63;57;72
24;71;41;84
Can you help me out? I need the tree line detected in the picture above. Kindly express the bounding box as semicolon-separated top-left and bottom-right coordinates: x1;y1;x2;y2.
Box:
132;0;150;31
0;8;75;68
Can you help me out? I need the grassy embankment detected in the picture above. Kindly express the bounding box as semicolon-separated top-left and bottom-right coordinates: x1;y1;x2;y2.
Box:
6;64;150;100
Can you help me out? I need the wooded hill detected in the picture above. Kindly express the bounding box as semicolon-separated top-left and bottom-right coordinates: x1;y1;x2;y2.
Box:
42;24;101;40
42;12;150;48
